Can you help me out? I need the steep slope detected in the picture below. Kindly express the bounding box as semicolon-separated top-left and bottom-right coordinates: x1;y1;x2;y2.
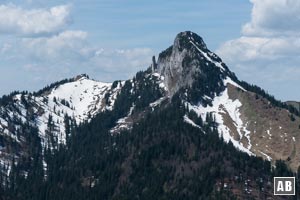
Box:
35;75;123;146
155;31;300;171
227;85;300;170
156;31;255;155
0;74;124;180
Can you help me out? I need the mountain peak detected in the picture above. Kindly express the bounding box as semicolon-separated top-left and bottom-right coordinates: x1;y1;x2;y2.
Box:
74;74;90;81
157;31;228;96
174;31;207;51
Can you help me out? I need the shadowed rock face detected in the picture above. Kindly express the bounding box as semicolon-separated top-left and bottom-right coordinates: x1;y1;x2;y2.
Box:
157;31;231;96
157;31;204;96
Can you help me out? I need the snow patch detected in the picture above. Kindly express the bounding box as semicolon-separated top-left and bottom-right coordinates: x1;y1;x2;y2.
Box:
35;77;114;147
190;40;225;71
106;81;125;111
183;115;202;129
152;73;167;92
224;77;246;91
258;150;272;161
110;104;135;134
186;86;253;156
149;97;166;109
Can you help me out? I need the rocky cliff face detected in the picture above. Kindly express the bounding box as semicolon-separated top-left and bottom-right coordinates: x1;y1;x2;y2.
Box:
157;31;232;96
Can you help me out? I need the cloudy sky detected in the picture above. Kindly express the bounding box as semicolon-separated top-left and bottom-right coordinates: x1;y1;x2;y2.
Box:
0;0;299;101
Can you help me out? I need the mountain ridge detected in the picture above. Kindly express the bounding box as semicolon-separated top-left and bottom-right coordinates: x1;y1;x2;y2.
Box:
1;31;299;167
0;31;299;199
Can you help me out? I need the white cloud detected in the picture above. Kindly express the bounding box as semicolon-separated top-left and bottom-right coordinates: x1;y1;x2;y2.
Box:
217;0;300;100
21;30;90;61
18;31;153;74
0;30;153;85
0;3;154;95
0;43;11;54
0;4;71;36
218;36;300;62
243;0;300;36
17;46;154;92
92;48;153;74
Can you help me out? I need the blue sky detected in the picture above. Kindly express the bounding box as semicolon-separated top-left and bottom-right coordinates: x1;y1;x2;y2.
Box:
0;0;299;101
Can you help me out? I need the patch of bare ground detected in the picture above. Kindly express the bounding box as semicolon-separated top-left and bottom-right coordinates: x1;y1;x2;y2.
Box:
227;84;300;171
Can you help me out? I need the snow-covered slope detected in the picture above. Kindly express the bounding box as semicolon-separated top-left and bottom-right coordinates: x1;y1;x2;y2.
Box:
0;76;124;147
35;76;123;146
0;75;124;178
185;78;254;156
